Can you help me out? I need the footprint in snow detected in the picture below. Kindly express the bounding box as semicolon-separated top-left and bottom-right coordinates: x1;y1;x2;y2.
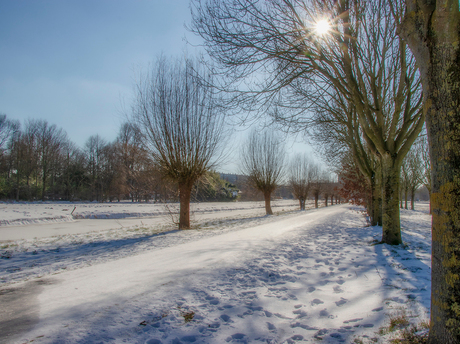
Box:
311;298;324;305
220;314;231;322
319;279;330;286
307;286;316;293
335;298;348;306
181;335;197;342
226;333;246;342
288;334;304;342
208;322;220;329
206;297;219;305
293;309;308;318
267;322;276;331
145;339;162;344
319;309;329;317
333;285;344;293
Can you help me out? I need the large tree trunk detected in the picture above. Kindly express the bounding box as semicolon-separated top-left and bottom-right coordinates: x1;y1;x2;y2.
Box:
410;187;416;210
371;171;383;226
401;2;460;341
179;181;193;229
426;57;460;343
381;153;402;245
299;198;306;211
264;191;273;215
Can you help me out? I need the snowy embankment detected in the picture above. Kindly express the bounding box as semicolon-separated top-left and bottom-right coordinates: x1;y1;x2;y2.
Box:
0;203;431;344
0;201;296;227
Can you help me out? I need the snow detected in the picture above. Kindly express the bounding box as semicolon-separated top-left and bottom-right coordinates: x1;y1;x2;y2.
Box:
0;201;431;344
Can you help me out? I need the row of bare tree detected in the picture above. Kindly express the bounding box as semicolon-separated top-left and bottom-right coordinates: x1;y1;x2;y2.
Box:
2;0;459;336
189;0;460;339
0;114;166;202
240;130;338;214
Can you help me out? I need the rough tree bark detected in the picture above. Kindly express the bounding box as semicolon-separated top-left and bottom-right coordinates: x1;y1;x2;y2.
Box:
179;182;193;229
134;57;225;230
264;190;273;215
241;130;284;216
400;1;460;341
381;153;403;245
371;169;383;226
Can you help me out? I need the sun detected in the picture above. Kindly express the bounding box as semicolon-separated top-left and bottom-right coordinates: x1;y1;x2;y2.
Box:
314;19;331;36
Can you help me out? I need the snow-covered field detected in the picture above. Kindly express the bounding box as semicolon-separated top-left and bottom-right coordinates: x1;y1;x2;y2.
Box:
0;201;431;344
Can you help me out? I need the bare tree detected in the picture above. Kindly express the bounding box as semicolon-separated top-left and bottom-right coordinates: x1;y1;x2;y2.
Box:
322;175;336;207
17;120;40;200
85;135;107;202
405;148;423;210
240;130;285;215
416;135;431;213
191;0;423;244
35;120;67;200
59;141;87;201
0;114;15;152
310;165;326;209
289;154;315;210
133;56;226;229
116;122;157;202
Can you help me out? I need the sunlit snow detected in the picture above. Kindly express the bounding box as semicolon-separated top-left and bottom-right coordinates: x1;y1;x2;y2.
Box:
0;200;431;343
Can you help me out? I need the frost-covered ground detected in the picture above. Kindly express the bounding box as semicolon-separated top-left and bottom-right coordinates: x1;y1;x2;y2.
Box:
0;200;299;227
0;201;431;344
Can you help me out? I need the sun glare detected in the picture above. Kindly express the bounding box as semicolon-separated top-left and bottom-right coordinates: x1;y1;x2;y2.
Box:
315;19;331;36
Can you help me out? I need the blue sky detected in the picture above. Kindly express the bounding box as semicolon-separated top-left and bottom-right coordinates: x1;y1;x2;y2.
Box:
0;0;199;146
0;0;318;173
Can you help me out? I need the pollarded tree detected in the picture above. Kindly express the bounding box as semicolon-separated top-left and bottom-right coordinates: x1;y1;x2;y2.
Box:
134;56;226;229
191;0;423;244
310;166;328;209
289;153;315;210
240;130;285;215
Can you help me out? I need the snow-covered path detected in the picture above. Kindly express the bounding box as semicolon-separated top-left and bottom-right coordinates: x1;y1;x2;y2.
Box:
1;204;431;344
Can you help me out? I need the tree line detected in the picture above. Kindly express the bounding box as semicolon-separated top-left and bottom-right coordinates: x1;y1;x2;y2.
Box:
0;115;155;202
190;0;459;340
0;114;241;204
1;0;459;338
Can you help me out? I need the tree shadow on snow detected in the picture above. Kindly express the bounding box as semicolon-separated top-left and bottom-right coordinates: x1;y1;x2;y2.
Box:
12;205;432;344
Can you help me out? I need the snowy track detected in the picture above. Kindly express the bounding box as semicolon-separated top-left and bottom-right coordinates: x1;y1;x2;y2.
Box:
0;204;431;344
